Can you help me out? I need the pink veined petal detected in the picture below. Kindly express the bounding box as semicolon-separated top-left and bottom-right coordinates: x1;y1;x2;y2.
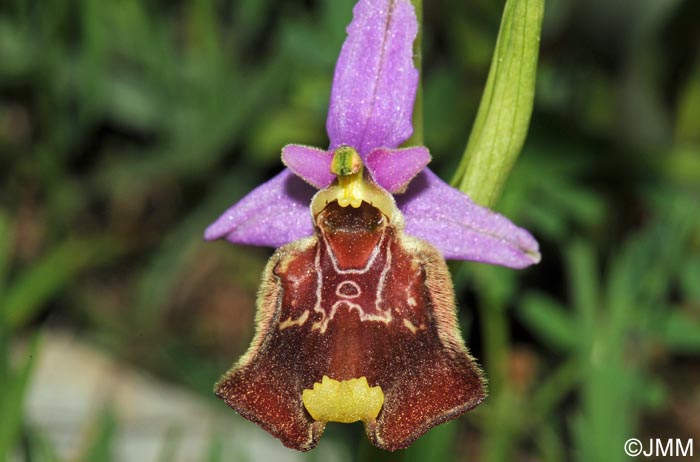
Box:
281;144;334;189
326;0;419;156
396;169;541;268
365;146;430;193
204;169;316;248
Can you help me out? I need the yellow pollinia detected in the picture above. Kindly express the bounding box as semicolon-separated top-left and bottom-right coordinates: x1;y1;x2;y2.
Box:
311;146;396;220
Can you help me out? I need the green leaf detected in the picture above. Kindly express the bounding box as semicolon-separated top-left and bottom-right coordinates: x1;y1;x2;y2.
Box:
535;420;566;462
26;424;60;462
206;433;224;462
82;408;118;462
406;0;423;147
662;309;700;353
404;421;457;462
675;66;700;144
530;358;581;420
0;211;11;296
519;293;578;352
680;256;700;302
1;238;119;330
0;334;40;462
452;0;545;207
566;241;599;334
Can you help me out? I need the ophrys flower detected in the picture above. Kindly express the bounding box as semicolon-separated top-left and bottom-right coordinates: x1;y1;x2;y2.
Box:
205;0;539;451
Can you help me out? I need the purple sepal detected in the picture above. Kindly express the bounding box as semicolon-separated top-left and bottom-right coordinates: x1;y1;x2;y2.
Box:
396;169;541;268
326;0;419;156
366;146;430;193
204;169;316;248
282;144;334;189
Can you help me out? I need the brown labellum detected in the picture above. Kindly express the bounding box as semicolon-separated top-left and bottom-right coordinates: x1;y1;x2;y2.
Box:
215;195;486;451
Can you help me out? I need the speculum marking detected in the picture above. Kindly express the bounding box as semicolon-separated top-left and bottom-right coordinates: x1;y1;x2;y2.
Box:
336;280;361;299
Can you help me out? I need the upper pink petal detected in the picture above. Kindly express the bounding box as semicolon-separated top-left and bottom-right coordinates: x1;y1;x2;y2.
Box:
365;146;430;193
204;169;315;247
326;0;419;156
282;144;334;189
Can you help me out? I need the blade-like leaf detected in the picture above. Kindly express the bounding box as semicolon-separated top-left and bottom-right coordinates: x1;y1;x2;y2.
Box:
0;334;40;462
404;422;458;462
1;238;119;330
406;0;424;146
0;212;11;296
662;309;700;353
82;409;117;462
453;0;545;207
520;293;579;352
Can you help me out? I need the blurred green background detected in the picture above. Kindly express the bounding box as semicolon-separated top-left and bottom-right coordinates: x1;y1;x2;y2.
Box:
1;0;699;461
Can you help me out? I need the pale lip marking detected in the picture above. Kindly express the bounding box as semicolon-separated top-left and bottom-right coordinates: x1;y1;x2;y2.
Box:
336;280;361;299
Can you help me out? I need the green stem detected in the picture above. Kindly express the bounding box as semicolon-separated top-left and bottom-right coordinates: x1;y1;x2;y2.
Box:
407;0;423;146
478;286;517;462
479;295;509;395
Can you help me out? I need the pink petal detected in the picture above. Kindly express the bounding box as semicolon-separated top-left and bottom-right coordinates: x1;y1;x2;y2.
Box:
204;169;315;247
365;146;430;193
326;0;419;156
396;170;541;268
282;144;334;189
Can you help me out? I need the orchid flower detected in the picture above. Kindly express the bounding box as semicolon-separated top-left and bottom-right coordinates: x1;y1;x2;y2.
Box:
205;0;540;452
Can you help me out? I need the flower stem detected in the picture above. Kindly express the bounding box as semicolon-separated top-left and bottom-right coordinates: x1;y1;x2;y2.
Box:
407;0;423;146
476;268;515;461
480;299;509;393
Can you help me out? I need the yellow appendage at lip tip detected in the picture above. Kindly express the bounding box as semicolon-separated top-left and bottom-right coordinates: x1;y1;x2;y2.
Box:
302;376;384;423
